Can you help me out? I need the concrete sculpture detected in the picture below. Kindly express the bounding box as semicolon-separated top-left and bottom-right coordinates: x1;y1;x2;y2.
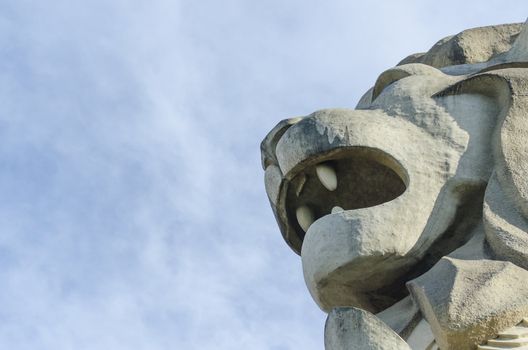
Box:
261;20;528;350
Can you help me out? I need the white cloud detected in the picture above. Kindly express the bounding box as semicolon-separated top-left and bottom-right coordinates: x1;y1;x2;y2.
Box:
0;0;524;349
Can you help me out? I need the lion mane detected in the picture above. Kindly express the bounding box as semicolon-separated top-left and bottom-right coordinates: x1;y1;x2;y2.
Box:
262;21;528;350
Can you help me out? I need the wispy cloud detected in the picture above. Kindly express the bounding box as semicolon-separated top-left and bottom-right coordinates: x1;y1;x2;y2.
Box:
0;0;524;349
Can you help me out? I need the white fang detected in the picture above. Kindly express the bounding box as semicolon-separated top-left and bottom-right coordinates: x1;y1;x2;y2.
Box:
316;163;337;191
296;205;314;233
331;206;344;214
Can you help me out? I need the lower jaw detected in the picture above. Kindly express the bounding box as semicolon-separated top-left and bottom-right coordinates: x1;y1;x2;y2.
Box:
310;222;483;314
304;182;486;313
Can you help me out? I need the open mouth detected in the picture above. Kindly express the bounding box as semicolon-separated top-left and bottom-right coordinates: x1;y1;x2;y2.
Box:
265;112;487;313
283;147;409;242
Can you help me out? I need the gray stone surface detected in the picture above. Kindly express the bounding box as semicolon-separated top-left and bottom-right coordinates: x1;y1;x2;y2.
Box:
261;18;528;350
325;308;411;350
398;23;523;68
376;296;420;339
408;258;528;350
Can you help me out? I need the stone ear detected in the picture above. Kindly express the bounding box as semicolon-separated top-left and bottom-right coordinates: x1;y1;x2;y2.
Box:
505;18;528;62
436;69;528;269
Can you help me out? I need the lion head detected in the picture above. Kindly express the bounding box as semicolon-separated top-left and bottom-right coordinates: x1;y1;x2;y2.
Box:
262;20;528;349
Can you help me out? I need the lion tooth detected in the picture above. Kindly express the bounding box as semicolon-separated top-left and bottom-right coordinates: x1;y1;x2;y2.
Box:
316;163;337;191
296;205;314;233
331;206;344;214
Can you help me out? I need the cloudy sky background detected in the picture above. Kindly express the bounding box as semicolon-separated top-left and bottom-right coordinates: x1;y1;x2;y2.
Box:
0;1;525;349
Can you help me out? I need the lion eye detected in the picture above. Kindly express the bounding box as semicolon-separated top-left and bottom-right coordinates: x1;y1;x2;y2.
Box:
372;64;444;101
372;70;410;101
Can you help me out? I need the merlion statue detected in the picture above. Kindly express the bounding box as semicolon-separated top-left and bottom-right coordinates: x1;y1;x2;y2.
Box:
261;19;528;350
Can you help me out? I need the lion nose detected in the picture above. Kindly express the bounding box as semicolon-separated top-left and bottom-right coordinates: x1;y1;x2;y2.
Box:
260;117;303;170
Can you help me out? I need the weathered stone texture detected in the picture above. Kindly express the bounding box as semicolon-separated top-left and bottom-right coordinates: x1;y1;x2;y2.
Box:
262;18;528;350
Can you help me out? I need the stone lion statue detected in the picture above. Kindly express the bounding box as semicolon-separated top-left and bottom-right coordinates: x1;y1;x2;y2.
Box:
261;20;528;350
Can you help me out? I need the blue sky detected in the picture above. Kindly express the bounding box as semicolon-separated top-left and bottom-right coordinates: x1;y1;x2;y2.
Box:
0;1;524;349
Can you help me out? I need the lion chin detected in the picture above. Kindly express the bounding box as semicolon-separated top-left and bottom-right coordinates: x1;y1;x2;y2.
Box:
262;20;528;350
